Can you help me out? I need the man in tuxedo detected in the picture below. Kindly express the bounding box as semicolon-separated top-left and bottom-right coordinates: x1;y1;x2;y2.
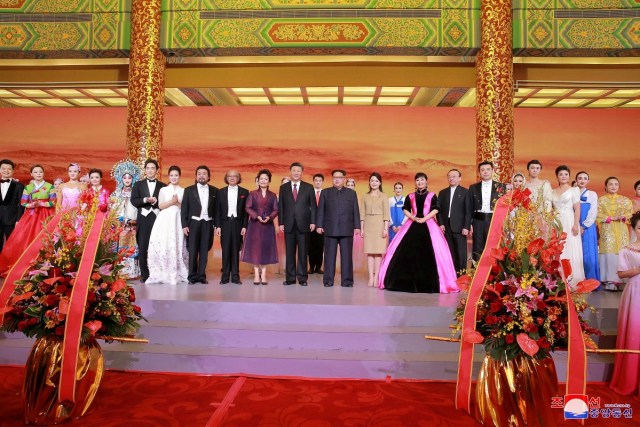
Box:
0;159;24;253
215;170;249;284
131;159;166;283
182;165;218;285
437;169;472;274
316;169;360;287
308;173;325;274
469;161;506;261
278;162;316;286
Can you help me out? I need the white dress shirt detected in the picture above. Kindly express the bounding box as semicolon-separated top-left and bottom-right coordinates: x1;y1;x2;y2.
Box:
291;180;301;197
0;180;9;200
141;180;159;217
480;180;493;213
193;183;211;221
448;185;458;218
227;185;238;217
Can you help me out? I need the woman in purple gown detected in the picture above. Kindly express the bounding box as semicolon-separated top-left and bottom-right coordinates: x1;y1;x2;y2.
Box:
378;172;458;293
241;169;279;285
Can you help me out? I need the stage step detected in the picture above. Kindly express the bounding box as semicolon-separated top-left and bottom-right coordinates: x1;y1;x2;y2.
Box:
0;287;618;381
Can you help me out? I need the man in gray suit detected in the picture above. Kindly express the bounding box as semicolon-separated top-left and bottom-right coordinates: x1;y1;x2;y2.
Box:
316;169;361;287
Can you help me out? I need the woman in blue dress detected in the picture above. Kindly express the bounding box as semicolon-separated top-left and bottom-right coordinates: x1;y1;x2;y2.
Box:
388;182;406;242
576;171;601;283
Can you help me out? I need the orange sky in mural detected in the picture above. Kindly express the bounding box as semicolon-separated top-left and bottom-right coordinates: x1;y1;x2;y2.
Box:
0;107;637;197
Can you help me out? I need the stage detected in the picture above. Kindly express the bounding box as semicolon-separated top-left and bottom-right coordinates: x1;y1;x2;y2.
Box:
0;272;621;381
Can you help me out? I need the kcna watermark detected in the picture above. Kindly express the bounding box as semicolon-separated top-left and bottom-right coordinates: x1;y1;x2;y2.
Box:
551;394;633;420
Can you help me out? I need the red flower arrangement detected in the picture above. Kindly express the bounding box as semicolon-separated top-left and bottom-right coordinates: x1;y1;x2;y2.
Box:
453;188;601;361
1;190;144;341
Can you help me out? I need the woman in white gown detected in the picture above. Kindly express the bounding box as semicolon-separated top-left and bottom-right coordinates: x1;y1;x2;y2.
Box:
551;165;585;288
147;165;188;285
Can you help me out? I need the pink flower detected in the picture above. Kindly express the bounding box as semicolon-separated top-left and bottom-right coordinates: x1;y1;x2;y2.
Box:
98;263;113;276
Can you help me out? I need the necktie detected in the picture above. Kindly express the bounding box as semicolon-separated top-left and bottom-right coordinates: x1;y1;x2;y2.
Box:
148;179;156;183
316;190;320;205
293;183;298;201
0;179;10;183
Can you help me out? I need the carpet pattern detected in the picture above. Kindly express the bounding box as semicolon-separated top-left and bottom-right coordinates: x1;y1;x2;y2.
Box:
0;366;639;427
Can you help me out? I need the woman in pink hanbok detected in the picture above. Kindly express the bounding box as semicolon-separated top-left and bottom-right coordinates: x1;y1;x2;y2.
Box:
610;212;640;395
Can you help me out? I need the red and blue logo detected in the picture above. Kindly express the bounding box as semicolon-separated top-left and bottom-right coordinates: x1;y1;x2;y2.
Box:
564;394;589;419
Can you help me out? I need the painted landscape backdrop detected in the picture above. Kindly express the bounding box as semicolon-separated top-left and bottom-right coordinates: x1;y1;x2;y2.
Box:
1;106;638;196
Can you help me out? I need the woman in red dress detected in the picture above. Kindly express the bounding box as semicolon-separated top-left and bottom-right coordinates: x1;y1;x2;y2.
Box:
87;168;110;212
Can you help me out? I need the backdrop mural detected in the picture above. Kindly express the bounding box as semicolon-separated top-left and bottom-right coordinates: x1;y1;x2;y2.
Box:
1;106;638;197
2;106;637;274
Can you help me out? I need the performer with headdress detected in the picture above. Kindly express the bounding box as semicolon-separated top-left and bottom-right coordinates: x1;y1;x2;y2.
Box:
111;160;142;280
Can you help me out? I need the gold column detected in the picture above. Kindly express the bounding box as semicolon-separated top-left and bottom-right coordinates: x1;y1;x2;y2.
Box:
475;0;514;182
126;0;165;167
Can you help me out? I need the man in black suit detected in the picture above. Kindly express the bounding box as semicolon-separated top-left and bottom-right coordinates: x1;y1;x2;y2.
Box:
278;162;316;286
308;173;325;274
0;159;24;253
316;169;360;287
182;165;218;285
215;170;249;285
468;161;506;261
131;159;166;283
437;168;472;274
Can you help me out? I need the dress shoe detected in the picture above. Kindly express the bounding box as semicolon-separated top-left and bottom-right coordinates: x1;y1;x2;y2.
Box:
220;280;229;285
341;283;353;287
261;281;268;285
299;281;308;286
188;280;197;285
140;278;147;284
283;281;294;286
254;281;261;286
324;283;333;287
200;280;209;285
232;280;242;285
316;269;323;274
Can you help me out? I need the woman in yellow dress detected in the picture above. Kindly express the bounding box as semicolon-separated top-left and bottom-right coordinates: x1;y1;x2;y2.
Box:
598;176;633;290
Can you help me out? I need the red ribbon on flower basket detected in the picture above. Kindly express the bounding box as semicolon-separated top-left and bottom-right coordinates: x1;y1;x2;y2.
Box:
455;195;510;413
560;259;588;415
58;209;108;404
0;213;62;324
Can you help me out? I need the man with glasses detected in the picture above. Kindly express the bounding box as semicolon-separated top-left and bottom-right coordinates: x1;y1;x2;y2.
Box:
215;170;249;284
316;170;361;287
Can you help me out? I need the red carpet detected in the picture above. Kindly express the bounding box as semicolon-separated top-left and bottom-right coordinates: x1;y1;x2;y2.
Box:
1;366;639;426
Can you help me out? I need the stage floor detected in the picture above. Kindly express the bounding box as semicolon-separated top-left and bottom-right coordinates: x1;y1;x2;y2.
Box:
0;272;623;381
137;269;623;309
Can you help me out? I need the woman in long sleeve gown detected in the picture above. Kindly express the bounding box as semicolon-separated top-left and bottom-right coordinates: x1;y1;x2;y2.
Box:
378;172;458;294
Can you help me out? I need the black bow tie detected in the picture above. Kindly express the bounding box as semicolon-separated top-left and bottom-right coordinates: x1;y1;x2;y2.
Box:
1;179;10;183
147;179;156;183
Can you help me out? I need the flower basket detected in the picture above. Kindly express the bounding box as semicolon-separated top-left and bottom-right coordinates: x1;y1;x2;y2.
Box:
1;189;144;424
452;188;601;426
